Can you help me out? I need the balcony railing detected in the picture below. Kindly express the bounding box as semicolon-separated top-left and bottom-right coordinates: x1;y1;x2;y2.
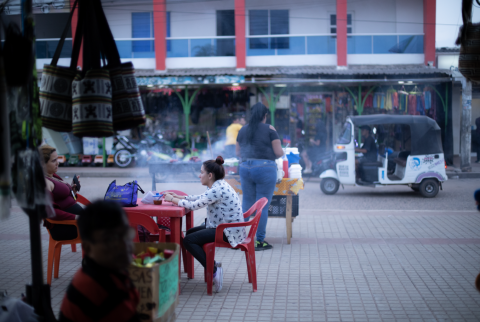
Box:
35;38;155;59
166;36;236;58
347;34;424;54
36;38;72;59
246;35;336;56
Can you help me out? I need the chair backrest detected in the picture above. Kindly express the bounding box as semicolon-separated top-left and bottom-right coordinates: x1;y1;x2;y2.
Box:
127;211;160;242
76;194;91;206
244;198;268;240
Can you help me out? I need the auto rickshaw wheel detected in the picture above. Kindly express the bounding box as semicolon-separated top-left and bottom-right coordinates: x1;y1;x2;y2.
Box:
419;179;439;198
320;178;340;195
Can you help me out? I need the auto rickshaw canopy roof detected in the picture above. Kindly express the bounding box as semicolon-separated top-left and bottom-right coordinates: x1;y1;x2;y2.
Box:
349;115;443;155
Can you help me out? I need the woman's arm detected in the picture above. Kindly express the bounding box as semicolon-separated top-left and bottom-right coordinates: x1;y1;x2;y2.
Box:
168;189;220;210
271;139;284;159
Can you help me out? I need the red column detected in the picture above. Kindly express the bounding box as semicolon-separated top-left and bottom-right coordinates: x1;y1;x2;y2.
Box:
70;0;82;68
153;0;167;71
423;0;436;66
235;0;246;70
336;0;347;67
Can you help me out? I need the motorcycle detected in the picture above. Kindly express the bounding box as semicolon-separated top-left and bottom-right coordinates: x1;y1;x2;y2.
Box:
297;140;336;177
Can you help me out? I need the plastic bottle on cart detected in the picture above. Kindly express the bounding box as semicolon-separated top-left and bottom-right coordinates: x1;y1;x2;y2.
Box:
282;154;289;178
289;164;302;179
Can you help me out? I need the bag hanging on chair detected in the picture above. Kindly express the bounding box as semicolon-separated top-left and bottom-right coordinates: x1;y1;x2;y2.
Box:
39;0;81;132
72;0;114;137
92;0;146;131
456;0;480;82
104;180;145;207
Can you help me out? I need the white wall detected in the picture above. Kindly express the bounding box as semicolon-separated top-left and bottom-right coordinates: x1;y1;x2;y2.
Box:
167;57;236;69
247;54;336;67
395;0;424;34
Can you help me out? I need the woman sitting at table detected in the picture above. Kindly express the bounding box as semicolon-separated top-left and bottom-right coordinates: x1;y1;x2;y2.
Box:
164;156;244;293
40;144;84;241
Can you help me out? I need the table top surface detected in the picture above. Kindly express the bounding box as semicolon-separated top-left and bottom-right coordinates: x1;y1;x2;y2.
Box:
124;200;190;217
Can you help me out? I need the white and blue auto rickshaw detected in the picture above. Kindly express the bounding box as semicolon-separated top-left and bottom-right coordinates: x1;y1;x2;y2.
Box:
320;115;447;198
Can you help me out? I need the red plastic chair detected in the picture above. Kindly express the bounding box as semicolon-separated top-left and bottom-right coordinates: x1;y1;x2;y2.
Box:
70;194;91;253
158;190;192;274
202;197;268;295
45;193;90;285
127;211;166;242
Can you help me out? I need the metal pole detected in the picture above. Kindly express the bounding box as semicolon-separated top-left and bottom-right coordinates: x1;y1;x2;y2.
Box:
460;78;472;172
102;137;106;167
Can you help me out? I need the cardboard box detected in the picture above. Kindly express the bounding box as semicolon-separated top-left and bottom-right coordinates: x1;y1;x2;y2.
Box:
128;243;179;322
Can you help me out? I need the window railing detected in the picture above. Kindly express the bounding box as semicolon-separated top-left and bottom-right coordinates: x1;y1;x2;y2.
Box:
35;38;156;59
166;36;236;58
347;34;424;54
246;35;336;56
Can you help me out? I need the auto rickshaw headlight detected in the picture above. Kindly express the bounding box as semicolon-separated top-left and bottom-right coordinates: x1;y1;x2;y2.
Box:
336;145;345;150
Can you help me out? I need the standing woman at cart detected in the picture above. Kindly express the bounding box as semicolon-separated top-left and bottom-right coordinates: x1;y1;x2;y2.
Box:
236;103;284;251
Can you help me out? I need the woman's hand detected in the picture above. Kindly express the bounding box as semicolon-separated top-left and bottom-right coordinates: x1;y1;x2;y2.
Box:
164;193;175;202
71;175;80;194
167;192;184;199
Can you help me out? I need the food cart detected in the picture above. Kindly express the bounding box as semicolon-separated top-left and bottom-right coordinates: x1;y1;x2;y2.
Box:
225;176;303;244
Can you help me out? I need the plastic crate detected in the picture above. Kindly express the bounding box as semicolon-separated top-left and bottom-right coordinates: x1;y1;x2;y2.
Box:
268;195;299;217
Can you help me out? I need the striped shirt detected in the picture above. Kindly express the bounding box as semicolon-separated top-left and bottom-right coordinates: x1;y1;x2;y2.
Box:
59;257;140;322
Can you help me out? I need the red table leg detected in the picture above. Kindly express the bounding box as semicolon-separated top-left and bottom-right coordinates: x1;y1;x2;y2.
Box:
185;211;194;279
170;217;182;292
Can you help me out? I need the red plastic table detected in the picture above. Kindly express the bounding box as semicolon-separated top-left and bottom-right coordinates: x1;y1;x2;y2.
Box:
124;201;195;280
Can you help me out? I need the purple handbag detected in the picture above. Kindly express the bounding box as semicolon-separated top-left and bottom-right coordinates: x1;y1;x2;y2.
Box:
104;180;144;207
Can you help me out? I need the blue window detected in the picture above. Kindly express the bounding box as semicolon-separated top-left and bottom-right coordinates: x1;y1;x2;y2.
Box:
132;12;153;38
249;10;289;50
132;12;154;53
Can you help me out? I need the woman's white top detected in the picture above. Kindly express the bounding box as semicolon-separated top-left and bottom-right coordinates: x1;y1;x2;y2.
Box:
178;179;246;247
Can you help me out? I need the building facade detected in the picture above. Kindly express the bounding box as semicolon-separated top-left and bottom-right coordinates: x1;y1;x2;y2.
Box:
4;0;465;163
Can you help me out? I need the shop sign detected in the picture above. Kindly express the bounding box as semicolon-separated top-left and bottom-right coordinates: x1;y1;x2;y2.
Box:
136;75;245;86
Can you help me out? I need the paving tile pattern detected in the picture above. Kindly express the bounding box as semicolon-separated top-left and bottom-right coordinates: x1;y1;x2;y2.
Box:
1;183;480;321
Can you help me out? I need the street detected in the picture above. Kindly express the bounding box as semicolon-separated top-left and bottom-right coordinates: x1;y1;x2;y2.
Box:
1;177;480;321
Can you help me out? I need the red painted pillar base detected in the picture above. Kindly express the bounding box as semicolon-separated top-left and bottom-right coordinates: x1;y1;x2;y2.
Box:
424;0;436;67
336;0;347;67
153;0;167;71
235;0;246;70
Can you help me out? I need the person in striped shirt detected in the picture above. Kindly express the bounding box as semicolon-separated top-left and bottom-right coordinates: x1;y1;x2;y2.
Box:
59;201;140;322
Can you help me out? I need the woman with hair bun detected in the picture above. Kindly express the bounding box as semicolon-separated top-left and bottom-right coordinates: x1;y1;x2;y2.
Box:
164;156;244;293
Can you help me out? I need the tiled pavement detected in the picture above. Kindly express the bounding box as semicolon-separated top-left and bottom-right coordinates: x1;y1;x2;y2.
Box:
1;187;480;321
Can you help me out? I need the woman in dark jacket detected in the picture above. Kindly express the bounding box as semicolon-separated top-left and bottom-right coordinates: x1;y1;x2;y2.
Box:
40;144;84;240
236;103;284;251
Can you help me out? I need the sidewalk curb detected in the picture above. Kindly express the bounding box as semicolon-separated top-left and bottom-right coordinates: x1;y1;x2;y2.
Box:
446;172;480;179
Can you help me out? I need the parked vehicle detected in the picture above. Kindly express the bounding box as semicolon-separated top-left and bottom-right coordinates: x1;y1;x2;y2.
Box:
320;115;447;198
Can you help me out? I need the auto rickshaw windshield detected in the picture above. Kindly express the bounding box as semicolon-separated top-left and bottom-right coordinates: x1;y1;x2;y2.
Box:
337;122;352;144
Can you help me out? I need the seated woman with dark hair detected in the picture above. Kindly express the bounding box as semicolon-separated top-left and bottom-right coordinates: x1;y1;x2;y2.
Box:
40;144;84;241
164;156;244;293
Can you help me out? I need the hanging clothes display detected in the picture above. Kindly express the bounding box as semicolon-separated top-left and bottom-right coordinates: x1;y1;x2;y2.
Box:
424;91;432;110
408;95;416;115
363;93;373;108
325;97;332;113
385;91;393;110
392;92;399;109
380;93;385;109
373;93;379;108
416;95;425;115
